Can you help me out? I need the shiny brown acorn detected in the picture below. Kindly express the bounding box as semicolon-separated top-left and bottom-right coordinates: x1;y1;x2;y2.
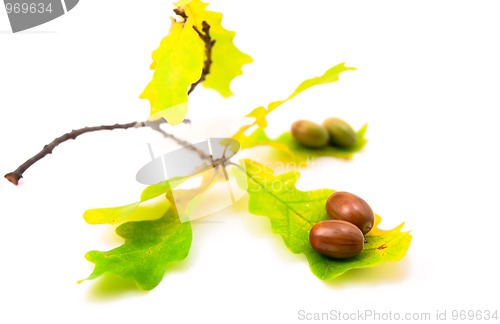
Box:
326;191;374;235
291;120;329;149
309;220;364;259
322;117;357;148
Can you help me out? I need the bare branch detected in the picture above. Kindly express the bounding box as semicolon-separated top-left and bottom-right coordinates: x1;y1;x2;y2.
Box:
4;119;190;185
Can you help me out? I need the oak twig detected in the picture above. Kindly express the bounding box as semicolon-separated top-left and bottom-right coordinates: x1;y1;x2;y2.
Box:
189;21;215;94
5;14;216;186
4;119;190;185
173;8;188;20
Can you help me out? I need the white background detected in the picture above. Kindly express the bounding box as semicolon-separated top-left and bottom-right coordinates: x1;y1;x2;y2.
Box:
1;1;500;323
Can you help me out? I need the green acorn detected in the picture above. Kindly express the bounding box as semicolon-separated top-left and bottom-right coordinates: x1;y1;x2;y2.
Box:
291;120;329;149
322;118;357;148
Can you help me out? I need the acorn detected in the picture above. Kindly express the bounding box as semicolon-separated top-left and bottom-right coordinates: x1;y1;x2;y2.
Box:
291;120;329;149
326;191;374;235
309;220;364;259
322;118;357;148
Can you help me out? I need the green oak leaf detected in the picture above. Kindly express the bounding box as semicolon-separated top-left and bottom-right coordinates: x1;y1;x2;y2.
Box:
235;159;411;280
81;208;192;290
182;0;253;97
233;63;356;146
82;170;226;289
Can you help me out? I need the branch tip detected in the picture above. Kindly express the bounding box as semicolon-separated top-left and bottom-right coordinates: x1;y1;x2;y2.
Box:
5;172;21;185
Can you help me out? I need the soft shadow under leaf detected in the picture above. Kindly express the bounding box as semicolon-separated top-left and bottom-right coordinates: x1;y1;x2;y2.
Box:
85;273;148;301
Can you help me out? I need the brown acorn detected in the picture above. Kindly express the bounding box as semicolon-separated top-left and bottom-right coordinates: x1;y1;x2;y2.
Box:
309;220;364;259
322;117;357;148
291;120;329;149
325;191;374;235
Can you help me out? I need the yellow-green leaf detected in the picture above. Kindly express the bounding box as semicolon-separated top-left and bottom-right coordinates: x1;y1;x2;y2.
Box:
83;181;173;225
235;159;411;280
83;169;221;225
233;63;356;143
140;21;205;124
174;0;192;6
182;0;253;97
